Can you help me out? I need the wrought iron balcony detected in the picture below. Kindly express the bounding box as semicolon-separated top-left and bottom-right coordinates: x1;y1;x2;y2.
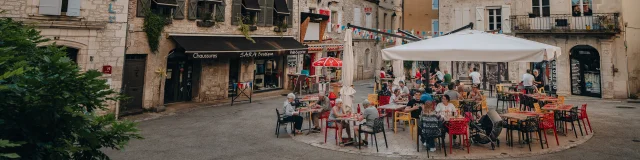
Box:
511;13;620;35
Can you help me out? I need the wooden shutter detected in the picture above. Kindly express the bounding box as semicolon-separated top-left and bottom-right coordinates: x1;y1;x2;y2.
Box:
39;0;62;15
174;0;185;19
454;8;462;29
231;0;242;25
353;8;361;26
137;0;150;17
501;5;512;33
462;7;470;26
475;7;485;31
66;0;81;16
264;0;274;26
216;2;226;22
187;0;198;20
287;0;292;28
257;0;266;26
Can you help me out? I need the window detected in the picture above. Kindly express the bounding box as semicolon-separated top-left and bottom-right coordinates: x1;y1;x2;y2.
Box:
532;0;550;17
196;1;224;21
432;0;439;10
572;0;592;16
331;11;338;24
391;13;396;30
39;0;81;16
383;13;387;30
151;3;175;17
273;0;291;27
488;8;501;31
241;6;258;25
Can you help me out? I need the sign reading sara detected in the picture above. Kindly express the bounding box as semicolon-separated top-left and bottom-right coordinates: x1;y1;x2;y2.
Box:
239;52;275;58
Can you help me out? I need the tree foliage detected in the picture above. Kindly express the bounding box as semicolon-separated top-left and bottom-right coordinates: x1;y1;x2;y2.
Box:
0;18;142;159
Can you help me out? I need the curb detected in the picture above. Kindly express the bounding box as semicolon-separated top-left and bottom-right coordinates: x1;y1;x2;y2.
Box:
291;131;594;159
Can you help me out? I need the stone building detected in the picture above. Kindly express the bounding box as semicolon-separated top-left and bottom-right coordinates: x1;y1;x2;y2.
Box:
403;0;440;36
438;0;639;99
125;0;306;112
0;0;129;113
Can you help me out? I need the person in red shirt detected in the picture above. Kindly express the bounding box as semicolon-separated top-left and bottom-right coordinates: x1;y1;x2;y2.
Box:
415;70;422;86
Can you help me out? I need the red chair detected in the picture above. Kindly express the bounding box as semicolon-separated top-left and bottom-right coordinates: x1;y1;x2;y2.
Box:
579;104;593;134
321;111;338;145
378;95;392;127
539;112;559;148
446;118;470;154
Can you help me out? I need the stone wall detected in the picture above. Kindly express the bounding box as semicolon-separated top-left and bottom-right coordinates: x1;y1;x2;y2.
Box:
0;0;128;113
194;60;230;102
353;40;378;80
403;0;439;33
622;0;640;95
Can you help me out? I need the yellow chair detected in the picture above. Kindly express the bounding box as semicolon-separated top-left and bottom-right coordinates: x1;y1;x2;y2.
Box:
451;100;461;108
496;85;504;93
394;112;417;140
558;96;565;105
368;94;379;107
461;92;468;99
534;103;544;113
481;97;488;113
538;87;545;94
506;108;519;125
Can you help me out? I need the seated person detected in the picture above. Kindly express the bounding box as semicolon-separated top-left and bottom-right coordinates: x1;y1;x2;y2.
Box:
329;99;352;145
309;95;331;131
436;95;458;121
444;84;462;100
355;100;379;146
456;80;465;94
389;89;402;105
404;92;425;120
283;93;303;134
432;83;445;94
470;85;483;102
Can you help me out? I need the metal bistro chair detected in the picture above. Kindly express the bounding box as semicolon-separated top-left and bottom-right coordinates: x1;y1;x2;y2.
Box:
561;106;584;138
275;109;294;138
358;117;388;152
417;115;447;157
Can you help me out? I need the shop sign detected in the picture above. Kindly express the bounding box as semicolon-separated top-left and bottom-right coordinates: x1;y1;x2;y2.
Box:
192;53;218;59
239;52;275;58
550;60;557;92
288;50;307;55
287;55;298;67
102;65;112;74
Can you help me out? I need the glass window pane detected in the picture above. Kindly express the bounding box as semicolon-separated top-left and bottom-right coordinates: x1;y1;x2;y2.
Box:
497;16;501;23
533;7;541;17
542;7;550;17
497;24;502;30
542;0;549;6
532;0;540;7
490;24;495;30
496;9;501;15
489;16;494;22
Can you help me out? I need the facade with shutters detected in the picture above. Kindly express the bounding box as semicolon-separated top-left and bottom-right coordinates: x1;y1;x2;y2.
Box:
403;0;440;36
125;0;305;112
438;0;638;99
0;0;129;114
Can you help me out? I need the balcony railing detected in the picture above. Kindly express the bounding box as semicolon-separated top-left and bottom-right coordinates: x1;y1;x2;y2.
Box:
511;13;620;34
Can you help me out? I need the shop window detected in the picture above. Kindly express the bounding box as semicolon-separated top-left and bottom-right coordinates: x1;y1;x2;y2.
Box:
196;1;225;22
488;8;502;31
572;0;592;16
150;0;179;18
272;0;290;27
241;7;258;25
532;0;550;17
331;11;338;24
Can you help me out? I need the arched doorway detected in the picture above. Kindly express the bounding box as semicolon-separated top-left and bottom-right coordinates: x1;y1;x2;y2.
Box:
569;45;601;97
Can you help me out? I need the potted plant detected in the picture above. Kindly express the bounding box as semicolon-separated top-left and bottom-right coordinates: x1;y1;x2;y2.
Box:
197;12;215;27
274;21;288;32
164;17;173;25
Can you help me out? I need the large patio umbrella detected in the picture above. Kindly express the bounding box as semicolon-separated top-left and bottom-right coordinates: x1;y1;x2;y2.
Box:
312;57;342;67
382;30;561;62
340;28;356;112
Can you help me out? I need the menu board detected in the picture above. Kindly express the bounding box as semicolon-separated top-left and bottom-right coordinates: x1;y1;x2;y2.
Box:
571;59;581;95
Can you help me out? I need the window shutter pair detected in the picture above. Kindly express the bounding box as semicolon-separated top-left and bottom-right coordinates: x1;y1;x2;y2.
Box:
188;0;198;20
39;0;81;16
216;2;226;22
174;0;186;19
257;0;274;26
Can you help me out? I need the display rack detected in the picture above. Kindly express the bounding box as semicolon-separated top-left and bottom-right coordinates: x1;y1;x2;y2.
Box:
231;81;253;106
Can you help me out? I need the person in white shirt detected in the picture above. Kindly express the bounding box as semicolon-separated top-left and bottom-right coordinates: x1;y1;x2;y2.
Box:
389;89;401;105
469;68;482;88
435;68;444;83
435;95;458;121
393;81;411;97
522;69;536;94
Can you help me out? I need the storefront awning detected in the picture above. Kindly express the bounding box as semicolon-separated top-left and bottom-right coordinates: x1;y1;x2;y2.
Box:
170;35;308;59
243;0;261;11
301;12;330;22
153;0;178;7
274;0;290;15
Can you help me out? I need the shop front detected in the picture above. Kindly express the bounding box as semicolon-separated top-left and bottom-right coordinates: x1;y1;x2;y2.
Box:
170;35;308;101
569;45;601;97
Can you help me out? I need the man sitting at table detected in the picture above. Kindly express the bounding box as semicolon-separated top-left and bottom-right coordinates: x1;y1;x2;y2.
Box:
355;100;379;146
393;81;411;98
404;92;425;120
283;93;303;135
444;84;462;100
309;95;330;132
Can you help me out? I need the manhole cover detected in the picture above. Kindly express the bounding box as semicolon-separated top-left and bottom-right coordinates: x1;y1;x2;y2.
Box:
616;106;636;109
633;140;640;142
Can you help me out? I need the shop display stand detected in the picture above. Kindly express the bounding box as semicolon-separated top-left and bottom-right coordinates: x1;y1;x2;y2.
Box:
231;71;255;106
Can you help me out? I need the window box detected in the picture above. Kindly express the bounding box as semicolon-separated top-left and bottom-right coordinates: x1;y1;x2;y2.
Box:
249;25;258;31
197;20;215;27
274;27;287;32
164;17;173;25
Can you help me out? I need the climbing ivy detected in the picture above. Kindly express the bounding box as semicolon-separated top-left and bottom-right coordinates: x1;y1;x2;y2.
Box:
237;16;255;43
143;10;167;53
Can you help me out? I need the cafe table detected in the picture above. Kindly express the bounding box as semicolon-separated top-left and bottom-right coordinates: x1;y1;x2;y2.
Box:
334;114;363;146
296;107;323;135
500;112;543;147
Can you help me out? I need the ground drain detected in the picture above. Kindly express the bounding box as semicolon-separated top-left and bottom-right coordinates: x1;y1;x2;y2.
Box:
616;106;636;109
633;140;640;142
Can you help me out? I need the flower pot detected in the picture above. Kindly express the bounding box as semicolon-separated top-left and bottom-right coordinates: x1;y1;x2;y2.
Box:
249;26;258;31
274;27;287;32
